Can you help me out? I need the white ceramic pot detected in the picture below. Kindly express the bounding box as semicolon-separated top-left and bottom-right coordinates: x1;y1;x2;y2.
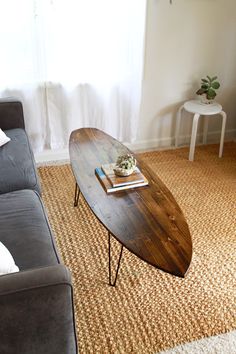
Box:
113;166;135;177
200;94;214;105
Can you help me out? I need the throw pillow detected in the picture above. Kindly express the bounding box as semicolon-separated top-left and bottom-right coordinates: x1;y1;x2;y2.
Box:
0;242;19;275
0;128;11;147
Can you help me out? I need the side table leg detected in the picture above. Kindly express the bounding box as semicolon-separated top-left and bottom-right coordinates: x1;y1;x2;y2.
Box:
219;111;227;158
175;105;184;148
203;115;209;145
189;113;200;161
108;232;123;287
74;182;80;207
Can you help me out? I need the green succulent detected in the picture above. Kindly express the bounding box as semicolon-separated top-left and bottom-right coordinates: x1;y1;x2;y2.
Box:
196;75;220;100
116;154;136;170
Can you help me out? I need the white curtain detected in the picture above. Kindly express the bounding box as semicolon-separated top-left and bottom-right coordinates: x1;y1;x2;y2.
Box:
0;0;146;151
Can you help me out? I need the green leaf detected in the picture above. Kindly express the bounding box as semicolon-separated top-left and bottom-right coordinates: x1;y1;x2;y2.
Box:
207;88;216;99
201;78;208;83
207;75;212;82
212;76;218;81
201;84;209;89
196;88;206;95
211;81;220;89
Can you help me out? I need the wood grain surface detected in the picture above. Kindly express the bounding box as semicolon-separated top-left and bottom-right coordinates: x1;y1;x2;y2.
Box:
69;128;192;277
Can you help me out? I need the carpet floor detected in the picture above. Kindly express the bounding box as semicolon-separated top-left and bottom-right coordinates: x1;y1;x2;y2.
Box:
38;142;236;354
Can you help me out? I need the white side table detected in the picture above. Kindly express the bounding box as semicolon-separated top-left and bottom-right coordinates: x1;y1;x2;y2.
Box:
175;100;227;161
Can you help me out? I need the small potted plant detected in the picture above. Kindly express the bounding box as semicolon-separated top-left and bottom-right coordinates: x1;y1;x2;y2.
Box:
114;154;136;176
196;75;220;104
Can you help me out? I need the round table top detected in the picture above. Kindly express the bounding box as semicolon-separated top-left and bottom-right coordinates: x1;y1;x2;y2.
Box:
184;100;222;115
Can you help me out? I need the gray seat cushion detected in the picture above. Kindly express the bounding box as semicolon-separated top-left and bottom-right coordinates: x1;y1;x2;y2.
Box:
0;128;41;194
0;190;60;271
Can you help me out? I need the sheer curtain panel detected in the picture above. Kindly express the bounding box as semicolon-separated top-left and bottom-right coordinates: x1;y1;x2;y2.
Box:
0;0;146;151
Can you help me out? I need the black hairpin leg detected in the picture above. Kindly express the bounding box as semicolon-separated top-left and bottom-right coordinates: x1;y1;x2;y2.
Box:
108;232;123;287
74;182;80;207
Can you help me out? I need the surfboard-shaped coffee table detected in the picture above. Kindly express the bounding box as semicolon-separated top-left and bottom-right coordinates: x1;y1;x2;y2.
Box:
69;128;192;286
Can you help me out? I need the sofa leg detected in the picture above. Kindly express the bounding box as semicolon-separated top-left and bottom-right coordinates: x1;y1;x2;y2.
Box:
74;183;80;207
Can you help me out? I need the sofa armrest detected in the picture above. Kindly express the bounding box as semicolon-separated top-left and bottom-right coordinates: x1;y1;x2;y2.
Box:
0;265;78;354
0;98;25;130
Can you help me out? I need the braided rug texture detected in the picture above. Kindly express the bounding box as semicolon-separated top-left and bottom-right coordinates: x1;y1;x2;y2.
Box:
38;142;236;354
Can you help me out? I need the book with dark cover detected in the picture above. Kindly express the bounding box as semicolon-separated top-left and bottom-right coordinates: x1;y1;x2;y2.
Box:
95;168;148;194
101;163;144;187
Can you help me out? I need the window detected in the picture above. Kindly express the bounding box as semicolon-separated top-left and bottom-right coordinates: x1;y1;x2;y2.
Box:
0;0;146;151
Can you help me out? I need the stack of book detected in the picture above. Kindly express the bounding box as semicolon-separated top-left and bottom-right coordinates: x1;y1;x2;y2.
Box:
95;163;148;194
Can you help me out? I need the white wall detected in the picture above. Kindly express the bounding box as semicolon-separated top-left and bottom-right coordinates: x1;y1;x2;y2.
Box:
136;0;236;149
36;0;236;162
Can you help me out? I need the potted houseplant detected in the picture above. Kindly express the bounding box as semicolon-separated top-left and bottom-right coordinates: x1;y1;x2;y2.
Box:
114;154;136;176
196;75;220;104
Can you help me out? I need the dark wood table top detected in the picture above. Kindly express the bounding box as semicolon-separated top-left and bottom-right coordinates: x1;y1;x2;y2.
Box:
69;128;192;277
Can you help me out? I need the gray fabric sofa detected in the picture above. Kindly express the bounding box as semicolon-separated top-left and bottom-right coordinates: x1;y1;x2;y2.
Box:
0;99;41;195
0;99;78;354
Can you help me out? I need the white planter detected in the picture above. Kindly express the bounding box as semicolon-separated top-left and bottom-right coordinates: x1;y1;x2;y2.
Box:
200;94;214;105
113;166;135;177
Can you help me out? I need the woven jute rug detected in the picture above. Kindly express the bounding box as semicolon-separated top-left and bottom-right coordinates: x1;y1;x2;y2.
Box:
38;142;236;354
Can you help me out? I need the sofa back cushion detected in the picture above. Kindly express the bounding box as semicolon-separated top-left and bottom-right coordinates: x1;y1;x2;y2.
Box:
0;128;41;194
0;99;25;130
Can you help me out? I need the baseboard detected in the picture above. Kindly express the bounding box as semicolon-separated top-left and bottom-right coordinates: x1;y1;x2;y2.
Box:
35;148;70;165
35;128;236;164
125;129;236;152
